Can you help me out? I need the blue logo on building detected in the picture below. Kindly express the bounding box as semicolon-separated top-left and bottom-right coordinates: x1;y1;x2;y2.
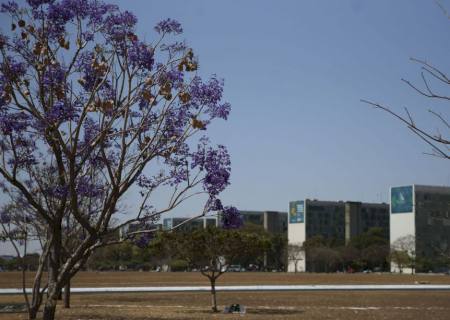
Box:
290;200;305;223
391;186;413;213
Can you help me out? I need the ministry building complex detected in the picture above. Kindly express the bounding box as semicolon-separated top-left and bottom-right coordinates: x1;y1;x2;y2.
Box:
288;184;450;273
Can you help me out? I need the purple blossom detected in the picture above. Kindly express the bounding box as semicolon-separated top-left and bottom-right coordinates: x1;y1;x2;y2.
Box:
128;41;154;71
207;198;223;212
0;1;19;13
7;153;38;168
192;144;231;196
188;76;230;120
162;107;190;140
27;0;54;9
76;51;97;91
0;112;31;134
82;117;100;146
43;0;118;38
0;76;10;108
0;34;8;49
1;56;27;81
0;209;11;224
134;233;153;248
46;184;68;199
76;177;104;198
154;18;183;34
221;206;242;229
208;102;231;120
103;10;137;42
46;100;80;124
137;175;158;190
42;64;66;91
46;2;74;37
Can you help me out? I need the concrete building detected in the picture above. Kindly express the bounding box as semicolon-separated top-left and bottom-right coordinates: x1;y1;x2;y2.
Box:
288;199;389;272
239;210;288;234
390;185;450;273
162;216;218;232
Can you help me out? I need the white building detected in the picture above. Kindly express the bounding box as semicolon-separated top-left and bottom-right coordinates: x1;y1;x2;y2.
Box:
390;185;450;273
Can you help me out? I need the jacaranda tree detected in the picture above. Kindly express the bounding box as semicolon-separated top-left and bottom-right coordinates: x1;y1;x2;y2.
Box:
0;1;237;319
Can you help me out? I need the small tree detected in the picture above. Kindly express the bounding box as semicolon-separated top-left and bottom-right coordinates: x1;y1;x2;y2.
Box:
287;243;303;273
391;235;416;274
154;224;270;313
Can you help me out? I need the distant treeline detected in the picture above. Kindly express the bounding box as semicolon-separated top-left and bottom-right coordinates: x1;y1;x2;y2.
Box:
2;227;448;273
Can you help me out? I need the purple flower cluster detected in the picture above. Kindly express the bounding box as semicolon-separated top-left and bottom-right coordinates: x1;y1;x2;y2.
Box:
1;56;27;82
157;67;184;90
27;0;54;9
76;51;98;91
207;197;223;212
128;41;154;71
0;112;31;135
82;117;100;146
103;10;137;42
154;18;182;35
162;108;190;141
45;100;79;125
134;232;153;248
221;206;242;229
0;1;19;13
192;143;231;196
43;0;117;39
46;184;68;199
42;64;66;91
0;76;10;108
76;176;104;198
0;209;11;224
188;76;230;120
137;175;158;190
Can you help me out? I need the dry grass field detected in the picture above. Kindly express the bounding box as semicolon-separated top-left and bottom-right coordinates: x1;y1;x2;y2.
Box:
1;271;450;288
1;272;450;319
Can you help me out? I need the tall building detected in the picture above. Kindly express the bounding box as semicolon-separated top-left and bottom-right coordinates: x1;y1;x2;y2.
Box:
390;185;450;273
239;210;288;234
288;199;389;272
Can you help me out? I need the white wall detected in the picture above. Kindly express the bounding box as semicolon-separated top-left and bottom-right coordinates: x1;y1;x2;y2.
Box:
390;186;416;273
288;217;306;272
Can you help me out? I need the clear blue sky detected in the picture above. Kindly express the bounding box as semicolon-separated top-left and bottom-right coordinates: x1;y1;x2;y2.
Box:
2;0;450;219
120;0;449;214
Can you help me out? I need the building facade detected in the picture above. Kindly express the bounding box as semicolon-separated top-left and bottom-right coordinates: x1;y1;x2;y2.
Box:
390;185;450;273
288;199;389;272
239;210;288;234
162;216;218;232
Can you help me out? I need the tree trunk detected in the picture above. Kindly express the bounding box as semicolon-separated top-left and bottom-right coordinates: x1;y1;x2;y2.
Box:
43;226;62;320
210;279;218;312
28;305;39;320
63;281;70;308
42;293;57;320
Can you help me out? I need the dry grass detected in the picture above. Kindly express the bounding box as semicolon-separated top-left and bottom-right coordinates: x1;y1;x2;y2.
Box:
1;272;450;319
1;291;450;319
1;271;450;288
